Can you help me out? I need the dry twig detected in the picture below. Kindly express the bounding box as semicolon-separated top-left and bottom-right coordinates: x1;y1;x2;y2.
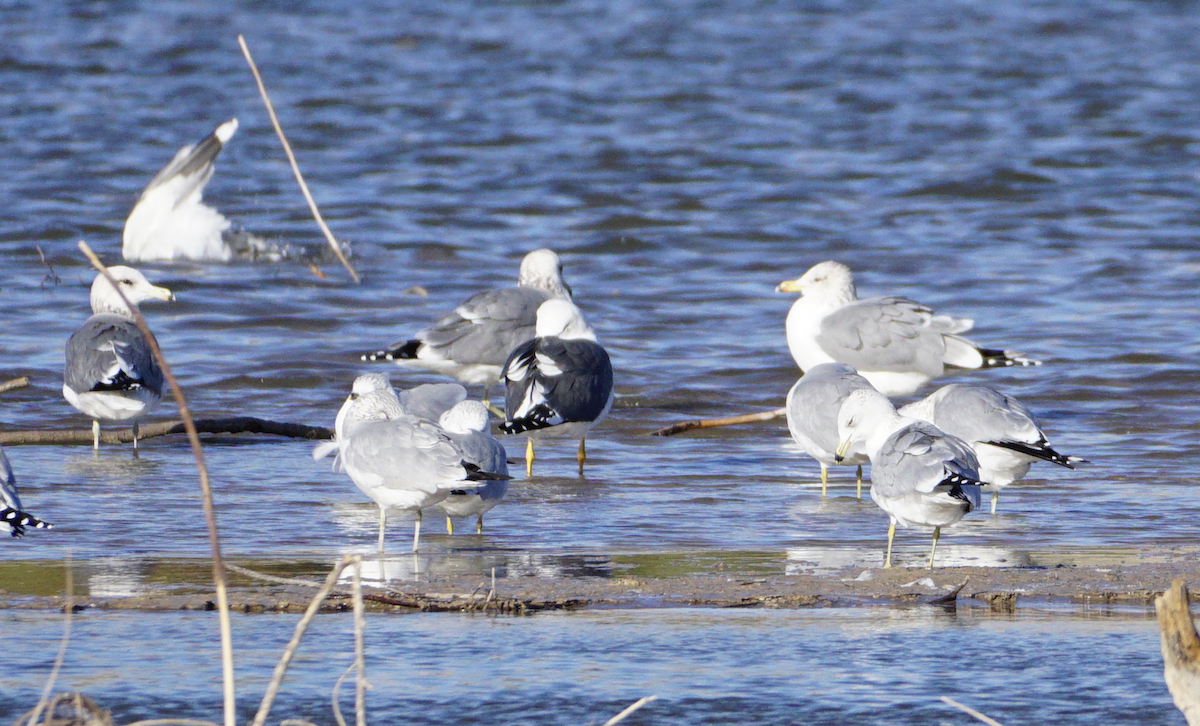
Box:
351;557;368;726
78;242;236;726
26;557;74;726
939;696;1006;726
651;407;787;436
1156;578;1200;726
0;376;30;394
237;35;359;284
601;695;658;726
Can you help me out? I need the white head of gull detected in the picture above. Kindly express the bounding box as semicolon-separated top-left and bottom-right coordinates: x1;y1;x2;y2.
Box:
63;266;175;450
836;387;983;570
361;248;573;401
499;298;614;476
777;260;1038;396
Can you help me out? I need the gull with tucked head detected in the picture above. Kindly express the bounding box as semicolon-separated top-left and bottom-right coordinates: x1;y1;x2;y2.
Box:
836;388;984;569
777;261;1038;396
63;266;175;450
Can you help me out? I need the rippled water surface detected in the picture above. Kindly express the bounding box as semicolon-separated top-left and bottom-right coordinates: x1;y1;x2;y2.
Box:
1;0;1198;719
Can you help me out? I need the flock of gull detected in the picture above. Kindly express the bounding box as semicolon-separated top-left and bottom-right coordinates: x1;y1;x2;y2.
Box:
2;119;1083;570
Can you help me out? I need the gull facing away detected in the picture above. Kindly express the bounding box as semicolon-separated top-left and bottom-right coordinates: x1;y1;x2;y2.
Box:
123;119;240;262
785;362;875;498
777;261;1038;396
434;400;509;535
1;445;52;537
836;388;983;569
63;266;174;450
334;389;508;553
361;249;572;398
498;299;614;476
899;383;1082;514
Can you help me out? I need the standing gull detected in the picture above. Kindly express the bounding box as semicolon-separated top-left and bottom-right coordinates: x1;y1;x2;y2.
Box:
785;362;875;498
777;261;1038;396
64;266;174;450
1;445;52;537
435;400;509;535
335;389;508;553
899;383;1081;514
836;388;983;569
499;299;614;476
123;119;240;262
362;249;572;398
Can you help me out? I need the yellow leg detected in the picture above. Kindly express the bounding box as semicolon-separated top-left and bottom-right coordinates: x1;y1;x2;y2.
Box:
991;491;999;515
577;438;586;476
856;465;863;499
820;464;828;497
525;438;535;477
928;526;941;570
446;516;454;535
476;515;484;534
92;420;101;451
884;521;895;569
411;510;422;553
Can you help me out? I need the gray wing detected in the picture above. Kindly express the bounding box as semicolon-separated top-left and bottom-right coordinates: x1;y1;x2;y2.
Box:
64;314;163;395
418;287;549;365
874;422;981;499
785;363;874;463
815;297;959;375
399;383;468;421
343;418;473;495
140;125;227;202
448;429;509;478
0;445;20;511
908;384;1043;446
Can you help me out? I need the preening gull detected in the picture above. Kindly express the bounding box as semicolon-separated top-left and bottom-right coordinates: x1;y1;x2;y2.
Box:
123;119;240;262
1;445;52;537
777;261;1038;396
335;389;508;553
498;299;614;476
899;383;1081;514
63;266;174;450
434;400;509;534
836;388;983;569
362;249;572;397
785;362;875;497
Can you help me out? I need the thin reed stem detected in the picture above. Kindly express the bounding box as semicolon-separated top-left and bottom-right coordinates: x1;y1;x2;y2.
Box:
27;555;73;726
939;697;1007;726
77;242;236;726
351;556;367;726
601;695;658;726
236;35;360;284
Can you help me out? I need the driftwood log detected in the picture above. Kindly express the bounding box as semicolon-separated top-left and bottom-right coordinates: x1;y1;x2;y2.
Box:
0;418;333;446
1157;579;1200;725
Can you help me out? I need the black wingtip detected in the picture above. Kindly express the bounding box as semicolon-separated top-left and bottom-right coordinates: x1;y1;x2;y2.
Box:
988;439;1076;469
977;347;1042;369
361;339;422;362
461;462;512;481
3;507;52;538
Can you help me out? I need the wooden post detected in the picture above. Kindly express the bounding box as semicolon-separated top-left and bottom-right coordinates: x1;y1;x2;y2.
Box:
1156;578;1200;725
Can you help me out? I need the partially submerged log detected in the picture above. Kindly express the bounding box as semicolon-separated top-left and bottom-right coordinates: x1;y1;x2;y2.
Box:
1156;578;1200;726
651;406;787;436
0;417;333;446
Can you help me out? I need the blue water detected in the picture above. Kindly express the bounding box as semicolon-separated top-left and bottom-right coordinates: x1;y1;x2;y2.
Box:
0;0;1198;720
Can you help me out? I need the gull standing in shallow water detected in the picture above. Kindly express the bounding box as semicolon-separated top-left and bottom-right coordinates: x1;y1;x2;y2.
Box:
836;388;983;569
899;383;1082;514
64;267;174;450
785;362;876;498
361;249;572;400
435;400;509;535
499;299;613;476
335;389;508;553
777;261;1038;396
1;445;52;537
123;119;240;262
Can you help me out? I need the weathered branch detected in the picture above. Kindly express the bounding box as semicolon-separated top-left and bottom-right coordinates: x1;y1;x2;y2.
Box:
1157;578;1200;726
0;417;333;446
0;376;30;394
651;407;787;436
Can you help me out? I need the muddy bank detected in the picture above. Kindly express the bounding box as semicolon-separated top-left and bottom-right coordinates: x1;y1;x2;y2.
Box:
3;556;1197;616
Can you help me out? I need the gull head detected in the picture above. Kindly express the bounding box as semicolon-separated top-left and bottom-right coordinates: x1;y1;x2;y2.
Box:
90;266;175;316
534;299;596;341
835;388;898;462
776;260;856;304
439;400;491;435
518;248;572;298
341;389;405;436
335;373;397;437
